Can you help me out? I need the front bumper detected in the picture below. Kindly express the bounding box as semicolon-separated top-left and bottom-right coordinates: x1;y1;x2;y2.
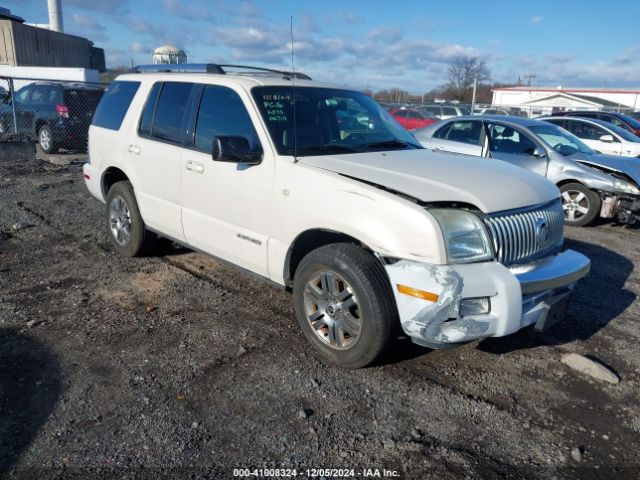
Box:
385;250;590;347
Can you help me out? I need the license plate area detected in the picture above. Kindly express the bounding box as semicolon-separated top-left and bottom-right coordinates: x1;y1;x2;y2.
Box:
533;290;572;333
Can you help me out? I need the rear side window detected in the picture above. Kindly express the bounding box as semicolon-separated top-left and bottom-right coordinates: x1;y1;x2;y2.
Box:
138;82;162;137
92;81;140;131
194;85;259;152
151;82;193;143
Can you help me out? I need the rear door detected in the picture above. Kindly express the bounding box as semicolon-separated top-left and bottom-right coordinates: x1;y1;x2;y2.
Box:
486;122;549;176
129;81;193;242
429;120;484;156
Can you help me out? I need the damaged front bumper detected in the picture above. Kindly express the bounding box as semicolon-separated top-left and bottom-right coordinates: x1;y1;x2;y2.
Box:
384;250;590;348
600;193;640;225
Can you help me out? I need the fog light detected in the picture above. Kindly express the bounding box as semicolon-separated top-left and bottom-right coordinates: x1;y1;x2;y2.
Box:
459;297;491;316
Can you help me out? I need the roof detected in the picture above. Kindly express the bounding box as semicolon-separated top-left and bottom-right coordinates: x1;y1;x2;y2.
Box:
116;72;345;91
493;86;640;95
520;92;617;108
441;114;544;128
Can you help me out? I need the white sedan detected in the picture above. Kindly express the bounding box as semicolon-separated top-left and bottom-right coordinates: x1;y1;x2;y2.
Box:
543;116;640;157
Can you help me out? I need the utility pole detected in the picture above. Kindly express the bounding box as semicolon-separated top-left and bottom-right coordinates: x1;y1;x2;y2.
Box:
524;74;536;86
471;78;477;113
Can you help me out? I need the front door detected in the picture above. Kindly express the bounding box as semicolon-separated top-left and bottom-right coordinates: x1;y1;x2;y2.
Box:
429;120;484;156
486;122;549;176
180;84;273;277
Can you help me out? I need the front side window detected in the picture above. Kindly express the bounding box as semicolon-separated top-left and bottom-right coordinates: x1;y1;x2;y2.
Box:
443;107;457;116
93;81;140;131
151;82;193;143
566;121;610;141
488;124;537;155
252;86;421;156
194;85;260;152
437;121;484;145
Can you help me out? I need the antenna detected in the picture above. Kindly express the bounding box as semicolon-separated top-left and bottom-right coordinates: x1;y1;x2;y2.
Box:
290;16;299;163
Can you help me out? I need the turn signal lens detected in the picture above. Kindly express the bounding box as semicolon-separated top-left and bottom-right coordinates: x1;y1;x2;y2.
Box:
396;284;439;302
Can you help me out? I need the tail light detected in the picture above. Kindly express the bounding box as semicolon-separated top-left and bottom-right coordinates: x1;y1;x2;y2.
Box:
56;104;69;118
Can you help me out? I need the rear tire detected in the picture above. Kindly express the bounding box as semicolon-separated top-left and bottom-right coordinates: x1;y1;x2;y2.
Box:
105;181;157;257
560;182;600;227
38;125;58;154
292;243;397;368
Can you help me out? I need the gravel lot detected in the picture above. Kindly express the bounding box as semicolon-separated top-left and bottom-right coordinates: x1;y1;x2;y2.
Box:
1;154;639;479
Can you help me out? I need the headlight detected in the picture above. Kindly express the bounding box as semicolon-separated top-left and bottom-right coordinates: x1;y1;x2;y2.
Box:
429;209;494;263
614;179;640;195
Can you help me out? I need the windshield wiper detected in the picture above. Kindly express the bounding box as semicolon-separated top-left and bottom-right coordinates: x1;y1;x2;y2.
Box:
294;144;359;155
362;140;421;149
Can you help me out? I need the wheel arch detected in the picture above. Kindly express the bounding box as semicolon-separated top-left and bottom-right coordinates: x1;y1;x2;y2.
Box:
283;229;373;288
101;167;130;199
556;179;585;189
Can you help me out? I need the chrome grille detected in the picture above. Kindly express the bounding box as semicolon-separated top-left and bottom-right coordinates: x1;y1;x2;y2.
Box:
483;199;564;266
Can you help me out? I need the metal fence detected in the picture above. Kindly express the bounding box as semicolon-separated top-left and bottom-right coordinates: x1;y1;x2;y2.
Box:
0;76;107;154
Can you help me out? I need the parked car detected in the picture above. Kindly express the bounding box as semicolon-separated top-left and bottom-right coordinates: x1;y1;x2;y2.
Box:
473;107;509;116
549;111;640;137
84;64;589;368
414;116;640;226
0;81;104;153
542;116;640;157
420;103;469;119
388;107;438;130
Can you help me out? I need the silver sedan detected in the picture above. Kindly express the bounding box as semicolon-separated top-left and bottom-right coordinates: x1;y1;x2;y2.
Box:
413;115;640;227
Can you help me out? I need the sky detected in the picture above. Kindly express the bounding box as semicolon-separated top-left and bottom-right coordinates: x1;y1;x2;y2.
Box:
4;0;640;93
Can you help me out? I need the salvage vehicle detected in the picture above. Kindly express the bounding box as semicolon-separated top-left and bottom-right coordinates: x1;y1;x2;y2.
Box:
414;116;640;227
388;107;438;131
541;116;640;157
83;64;590;368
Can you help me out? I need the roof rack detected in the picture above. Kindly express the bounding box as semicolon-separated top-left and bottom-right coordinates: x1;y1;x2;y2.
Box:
131;63;311;80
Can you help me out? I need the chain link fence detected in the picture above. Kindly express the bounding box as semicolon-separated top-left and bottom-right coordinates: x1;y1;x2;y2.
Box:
0;76;107;155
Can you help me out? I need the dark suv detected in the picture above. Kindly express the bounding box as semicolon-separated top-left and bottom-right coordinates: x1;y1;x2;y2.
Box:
0;82;104;153
551;110;640;137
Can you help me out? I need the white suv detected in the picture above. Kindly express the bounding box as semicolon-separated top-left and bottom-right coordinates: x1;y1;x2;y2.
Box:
83;64;590;368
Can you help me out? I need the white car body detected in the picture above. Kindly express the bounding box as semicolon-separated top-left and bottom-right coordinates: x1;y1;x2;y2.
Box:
84;69;590;352
543;116;640;157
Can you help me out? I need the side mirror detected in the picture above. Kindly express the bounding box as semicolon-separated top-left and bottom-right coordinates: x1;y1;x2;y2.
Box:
599;134;614;143
532;146;547;158
212;136;262;165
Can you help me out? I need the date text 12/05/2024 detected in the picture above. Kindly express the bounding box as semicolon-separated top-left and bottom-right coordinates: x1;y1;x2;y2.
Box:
232;468;401;477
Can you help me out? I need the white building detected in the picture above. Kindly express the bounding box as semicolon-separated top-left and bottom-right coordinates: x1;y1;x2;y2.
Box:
492;86;640;117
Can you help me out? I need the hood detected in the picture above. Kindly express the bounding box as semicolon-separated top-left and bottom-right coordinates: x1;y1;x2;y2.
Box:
570;152;640;185
300;149;559;213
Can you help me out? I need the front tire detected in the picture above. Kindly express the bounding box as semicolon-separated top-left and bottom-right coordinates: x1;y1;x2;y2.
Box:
105;181;156;257
560;182;601;227
293;243;398;368
38;125;58;154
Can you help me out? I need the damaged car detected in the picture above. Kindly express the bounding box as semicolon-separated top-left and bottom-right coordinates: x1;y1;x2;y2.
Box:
84;65;590;368
414;116;640;226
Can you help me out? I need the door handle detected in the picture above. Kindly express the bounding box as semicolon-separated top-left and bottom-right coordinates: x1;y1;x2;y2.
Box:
185;161;205;174
128;144;141;155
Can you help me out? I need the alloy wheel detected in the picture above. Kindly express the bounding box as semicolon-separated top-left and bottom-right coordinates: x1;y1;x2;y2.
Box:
561;190;590;222
303;269;362;350
109;195;132;246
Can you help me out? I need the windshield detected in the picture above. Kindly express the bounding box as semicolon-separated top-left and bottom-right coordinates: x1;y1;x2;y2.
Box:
617;112;640;130
529;124;596;156
252;86;421;156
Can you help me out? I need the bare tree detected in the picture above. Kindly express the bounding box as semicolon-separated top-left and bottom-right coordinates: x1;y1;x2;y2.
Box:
444;56;490;102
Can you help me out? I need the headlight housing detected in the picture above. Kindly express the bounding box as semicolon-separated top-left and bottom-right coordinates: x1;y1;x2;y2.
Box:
429;209;494;263
613;179;640;195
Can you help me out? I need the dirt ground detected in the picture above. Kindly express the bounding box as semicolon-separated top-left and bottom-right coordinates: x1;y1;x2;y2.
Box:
0;155;639;479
